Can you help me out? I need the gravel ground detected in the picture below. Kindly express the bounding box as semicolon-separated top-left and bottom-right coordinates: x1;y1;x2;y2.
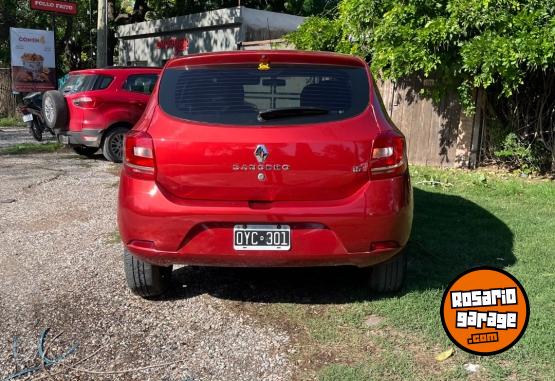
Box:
0;131;294;380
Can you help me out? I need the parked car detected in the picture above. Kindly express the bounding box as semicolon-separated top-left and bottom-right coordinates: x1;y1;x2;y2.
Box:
118;51;413;298
42;67;161;162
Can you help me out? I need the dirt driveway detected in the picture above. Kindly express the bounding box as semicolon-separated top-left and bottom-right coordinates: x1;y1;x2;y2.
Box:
0;134;293;380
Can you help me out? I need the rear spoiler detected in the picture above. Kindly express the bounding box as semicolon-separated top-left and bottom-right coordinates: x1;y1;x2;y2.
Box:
166;50;367;69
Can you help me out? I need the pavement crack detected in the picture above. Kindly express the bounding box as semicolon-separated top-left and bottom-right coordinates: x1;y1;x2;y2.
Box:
25;171;66;190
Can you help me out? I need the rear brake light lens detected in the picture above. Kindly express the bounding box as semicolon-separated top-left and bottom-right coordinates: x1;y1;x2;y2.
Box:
72;96;98;108
124;131;155;179
370;131;407;179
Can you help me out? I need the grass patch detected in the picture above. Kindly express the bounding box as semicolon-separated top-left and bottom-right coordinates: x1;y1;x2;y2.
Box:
228;166;555;380
106;231;121;244
0;116;25;127
106;164;122;177
0;142;62;155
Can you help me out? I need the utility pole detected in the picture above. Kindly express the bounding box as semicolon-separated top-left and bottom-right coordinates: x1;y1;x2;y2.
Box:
96;0;108;67
51;14;58;87
89;0;94;67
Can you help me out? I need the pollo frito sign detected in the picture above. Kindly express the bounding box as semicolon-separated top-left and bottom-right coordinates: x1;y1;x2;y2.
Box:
29;0;78;16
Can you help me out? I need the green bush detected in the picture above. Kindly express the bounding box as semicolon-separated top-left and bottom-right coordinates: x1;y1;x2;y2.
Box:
285;17;343;52
494;133;548;174
286;1;555;171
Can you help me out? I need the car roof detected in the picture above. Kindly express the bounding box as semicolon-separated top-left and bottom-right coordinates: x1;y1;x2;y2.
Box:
68;67;162;76
165;50;367;69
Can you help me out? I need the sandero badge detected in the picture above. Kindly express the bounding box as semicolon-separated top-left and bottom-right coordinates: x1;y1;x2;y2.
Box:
232;144;290;172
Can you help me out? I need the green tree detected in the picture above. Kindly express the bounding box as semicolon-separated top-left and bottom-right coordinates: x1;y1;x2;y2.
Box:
117;0;338;21
286;16;342;52
287;0;555;171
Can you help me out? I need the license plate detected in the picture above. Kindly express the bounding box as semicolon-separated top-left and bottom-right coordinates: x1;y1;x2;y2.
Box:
233;224;291;251
22;114;33;122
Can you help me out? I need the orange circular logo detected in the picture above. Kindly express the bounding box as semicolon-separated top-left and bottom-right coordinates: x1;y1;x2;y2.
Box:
441;267;529;355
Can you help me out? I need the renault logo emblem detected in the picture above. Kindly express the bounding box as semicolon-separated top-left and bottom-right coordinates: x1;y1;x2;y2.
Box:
254;144;269;163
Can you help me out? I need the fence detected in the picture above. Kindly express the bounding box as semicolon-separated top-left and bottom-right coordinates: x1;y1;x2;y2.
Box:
376;77;485;168
0;68;18;118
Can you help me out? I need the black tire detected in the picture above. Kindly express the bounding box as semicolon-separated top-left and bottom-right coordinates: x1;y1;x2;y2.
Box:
28;120;43;142
102;126;128;163
123;249;173;298
72;146;98;157
42;90;68;129
368;250;406;293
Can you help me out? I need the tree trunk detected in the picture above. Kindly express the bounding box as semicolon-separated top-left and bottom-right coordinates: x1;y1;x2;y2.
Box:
96;0;108;67
107;0;115;66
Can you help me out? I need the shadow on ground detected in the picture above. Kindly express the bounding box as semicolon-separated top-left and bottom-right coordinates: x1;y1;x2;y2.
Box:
55;151;107;161
166;188;515;304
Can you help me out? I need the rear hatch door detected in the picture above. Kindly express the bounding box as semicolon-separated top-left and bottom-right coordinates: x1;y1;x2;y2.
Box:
151;56;378;202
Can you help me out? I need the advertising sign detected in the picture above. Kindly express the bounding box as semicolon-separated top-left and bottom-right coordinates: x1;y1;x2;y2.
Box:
29;0;78;16
10;27;56;92
156;37;189;54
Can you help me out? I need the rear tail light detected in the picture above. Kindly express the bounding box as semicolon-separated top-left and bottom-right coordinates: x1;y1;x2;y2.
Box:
124;131;155;180
72;96;98;108
370;131;407;179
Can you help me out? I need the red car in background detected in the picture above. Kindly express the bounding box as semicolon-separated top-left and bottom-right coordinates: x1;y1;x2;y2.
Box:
42;67;161;162
118;51;413;298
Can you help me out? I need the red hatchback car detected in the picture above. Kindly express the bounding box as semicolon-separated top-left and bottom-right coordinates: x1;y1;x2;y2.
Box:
42;67;161;162
118;51;413;298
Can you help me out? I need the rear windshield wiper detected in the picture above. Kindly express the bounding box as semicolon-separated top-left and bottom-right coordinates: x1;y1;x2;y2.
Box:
258;107;329;121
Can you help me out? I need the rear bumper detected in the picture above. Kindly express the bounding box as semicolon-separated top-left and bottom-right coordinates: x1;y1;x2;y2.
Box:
126;242;403;267
118;173;413;268
58;129;103;147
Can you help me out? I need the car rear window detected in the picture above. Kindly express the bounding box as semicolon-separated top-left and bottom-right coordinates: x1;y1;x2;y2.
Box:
158;65;370;125
61;75;96;94
61;74;113;94
96;75;113;89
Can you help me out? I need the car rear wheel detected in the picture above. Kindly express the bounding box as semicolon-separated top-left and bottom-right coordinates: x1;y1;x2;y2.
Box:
123;249;173;298
42;90;68;129
368;250;406;293
102;126;128;163
72;146;98;157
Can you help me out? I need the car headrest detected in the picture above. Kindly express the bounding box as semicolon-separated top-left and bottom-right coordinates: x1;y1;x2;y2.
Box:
300;80;351;111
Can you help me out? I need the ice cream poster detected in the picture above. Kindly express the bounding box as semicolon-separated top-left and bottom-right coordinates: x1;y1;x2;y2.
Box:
10;28;56;92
